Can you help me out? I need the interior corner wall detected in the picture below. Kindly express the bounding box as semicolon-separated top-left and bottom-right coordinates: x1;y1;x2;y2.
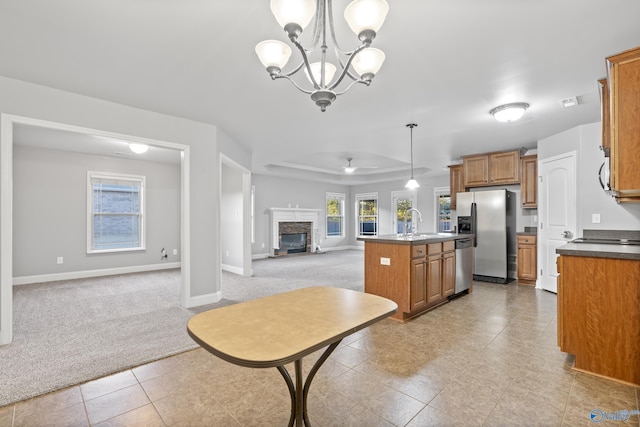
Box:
221;163;244;269
538;121;640;234
251;174;351;257
0;76;223;300
13;145;181;277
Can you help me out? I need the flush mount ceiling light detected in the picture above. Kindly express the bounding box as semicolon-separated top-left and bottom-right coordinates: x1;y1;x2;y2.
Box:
489;102;530;123
129;143;149;154
405;123;419;189
255;0;389;112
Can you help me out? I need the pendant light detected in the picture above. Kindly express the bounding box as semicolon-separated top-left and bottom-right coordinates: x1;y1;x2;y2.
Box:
405;123;419;189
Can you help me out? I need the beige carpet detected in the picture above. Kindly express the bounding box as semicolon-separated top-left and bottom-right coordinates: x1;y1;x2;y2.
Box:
0;250;364;407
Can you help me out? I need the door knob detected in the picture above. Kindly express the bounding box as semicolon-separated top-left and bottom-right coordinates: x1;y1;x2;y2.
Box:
561;230;573;239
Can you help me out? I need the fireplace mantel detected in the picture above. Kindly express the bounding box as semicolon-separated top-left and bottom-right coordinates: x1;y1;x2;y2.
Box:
268;208;322;256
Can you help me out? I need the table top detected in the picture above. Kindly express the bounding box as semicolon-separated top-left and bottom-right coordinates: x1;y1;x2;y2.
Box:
187;287;398;368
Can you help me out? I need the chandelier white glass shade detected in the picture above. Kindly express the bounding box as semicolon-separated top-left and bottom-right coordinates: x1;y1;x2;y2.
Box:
405;123;420;189
255;0;389;112
489;102;530;123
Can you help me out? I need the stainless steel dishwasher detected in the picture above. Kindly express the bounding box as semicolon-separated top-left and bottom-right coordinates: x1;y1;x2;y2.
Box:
454;238;473;295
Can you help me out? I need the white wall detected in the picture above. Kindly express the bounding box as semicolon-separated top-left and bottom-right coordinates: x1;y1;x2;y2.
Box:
0;76;249;316
350;174;450;241
13;146;181;278
538;121;640;233
251;174;351;257
221;162;244;270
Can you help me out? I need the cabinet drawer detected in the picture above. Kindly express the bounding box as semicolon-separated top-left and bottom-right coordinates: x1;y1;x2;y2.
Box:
517;235;537;245
442;240;455;252
412;245;427;258
427;243;442;254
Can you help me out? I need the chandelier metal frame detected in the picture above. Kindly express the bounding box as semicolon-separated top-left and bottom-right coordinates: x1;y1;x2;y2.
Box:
259;0;387;111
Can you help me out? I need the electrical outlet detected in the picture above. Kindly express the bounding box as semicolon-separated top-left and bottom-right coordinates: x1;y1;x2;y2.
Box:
592;213;601;224
56;257;63;264
380;257;391;266
173;249;178;255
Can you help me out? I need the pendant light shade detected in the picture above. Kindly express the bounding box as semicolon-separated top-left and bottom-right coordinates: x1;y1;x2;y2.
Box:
305;62;337;86
255;40;292;71
344;0;389;39
129;143;149;154
351;48;385;81
405;123;419;189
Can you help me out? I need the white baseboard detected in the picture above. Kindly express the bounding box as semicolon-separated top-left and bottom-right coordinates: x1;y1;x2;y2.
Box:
12;262;182;286
221;263;244;275
184;291;221;308
251;245;363;260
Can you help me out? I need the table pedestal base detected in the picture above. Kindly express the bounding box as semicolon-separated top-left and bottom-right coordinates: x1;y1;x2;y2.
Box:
276;340;342;427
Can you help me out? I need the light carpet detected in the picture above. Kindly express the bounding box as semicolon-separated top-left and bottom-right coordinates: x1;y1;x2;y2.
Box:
0;250;364;407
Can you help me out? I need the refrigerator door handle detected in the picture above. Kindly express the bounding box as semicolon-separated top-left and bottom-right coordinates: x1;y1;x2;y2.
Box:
471;202;478;247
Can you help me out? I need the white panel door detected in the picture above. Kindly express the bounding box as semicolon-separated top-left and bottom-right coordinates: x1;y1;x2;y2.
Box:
538;152;577;293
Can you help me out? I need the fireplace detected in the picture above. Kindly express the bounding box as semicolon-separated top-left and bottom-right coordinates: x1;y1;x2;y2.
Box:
268;208;321;256
278;221;312;254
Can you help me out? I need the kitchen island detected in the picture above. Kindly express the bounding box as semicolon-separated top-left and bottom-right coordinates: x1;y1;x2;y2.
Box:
556;231;640;386
358;233;473;321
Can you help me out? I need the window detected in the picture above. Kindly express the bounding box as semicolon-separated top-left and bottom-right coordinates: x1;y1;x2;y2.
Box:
435;187;452;232
326;192;345;237
87;171;145;253
392;190;418;234
355;193;378;236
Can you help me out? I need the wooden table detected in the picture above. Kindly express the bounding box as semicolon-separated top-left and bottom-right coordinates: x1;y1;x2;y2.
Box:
187;286;397;427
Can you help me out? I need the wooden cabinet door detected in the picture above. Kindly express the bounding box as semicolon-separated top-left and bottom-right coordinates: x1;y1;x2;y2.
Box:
448;164;465;210
463;155;489;187
410;258;427;311
517;244;536;280
441;251;455;297
607;46;640;201
489;151;520;184
520;155;537;208
426;254;442;304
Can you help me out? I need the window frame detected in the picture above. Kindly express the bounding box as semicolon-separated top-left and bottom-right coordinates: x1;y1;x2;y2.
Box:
355;192;378;237
87;171;146;254
434;186;452;233
325;192;345;238
392;190;418;235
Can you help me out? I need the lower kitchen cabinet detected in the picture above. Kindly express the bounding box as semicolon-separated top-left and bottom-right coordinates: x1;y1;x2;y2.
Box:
363;238;459;321
517;234;537;285
557;254;640;386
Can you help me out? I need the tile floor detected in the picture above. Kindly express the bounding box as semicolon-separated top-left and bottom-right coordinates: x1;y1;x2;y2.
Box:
1;282;638;426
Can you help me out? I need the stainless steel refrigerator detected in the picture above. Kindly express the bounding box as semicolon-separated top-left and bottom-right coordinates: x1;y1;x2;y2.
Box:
456;189;515;283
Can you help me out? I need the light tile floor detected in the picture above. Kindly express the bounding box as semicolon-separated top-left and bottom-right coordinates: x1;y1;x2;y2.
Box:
1;282;638;426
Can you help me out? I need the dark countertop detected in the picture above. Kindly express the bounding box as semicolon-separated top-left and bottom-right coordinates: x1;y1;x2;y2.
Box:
517;231;537;236
357;233;473;245
556;229;640;260
556;242;640;260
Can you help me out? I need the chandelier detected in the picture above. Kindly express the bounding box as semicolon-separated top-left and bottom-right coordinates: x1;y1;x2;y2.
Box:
255;0;389;112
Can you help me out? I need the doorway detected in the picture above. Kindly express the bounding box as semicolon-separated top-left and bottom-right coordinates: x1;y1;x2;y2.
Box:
1;114;191;345
538;151;577;293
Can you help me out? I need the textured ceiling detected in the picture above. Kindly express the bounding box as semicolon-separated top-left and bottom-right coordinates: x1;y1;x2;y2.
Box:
2;0;639;183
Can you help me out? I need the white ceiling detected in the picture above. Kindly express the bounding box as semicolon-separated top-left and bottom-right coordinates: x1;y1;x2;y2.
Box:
2;0;639;183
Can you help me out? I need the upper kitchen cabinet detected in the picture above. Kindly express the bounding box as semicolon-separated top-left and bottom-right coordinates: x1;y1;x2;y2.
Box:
463;150;520;187
606;45;640;203
448;164;465;210
520;155;537;208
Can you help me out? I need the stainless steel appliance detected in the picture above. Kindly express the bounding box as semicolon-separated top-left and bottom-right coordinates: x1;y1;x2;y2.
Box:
454;238;473;294
457;189;515;283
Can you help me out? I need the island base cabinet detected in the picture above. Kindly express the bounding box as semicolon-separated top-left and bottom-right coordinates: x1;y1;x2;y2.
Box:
557;255;640;386
364;240;458;322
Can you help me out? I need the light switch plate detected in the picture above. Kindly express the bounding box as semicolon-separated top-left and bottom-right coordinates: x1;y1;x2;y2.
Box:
380;257;391;266
592;213;601;224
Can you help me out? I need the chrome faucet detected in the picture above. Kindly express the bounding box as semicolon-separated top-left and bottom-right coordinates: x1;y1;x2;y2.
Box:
404;208;423;236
